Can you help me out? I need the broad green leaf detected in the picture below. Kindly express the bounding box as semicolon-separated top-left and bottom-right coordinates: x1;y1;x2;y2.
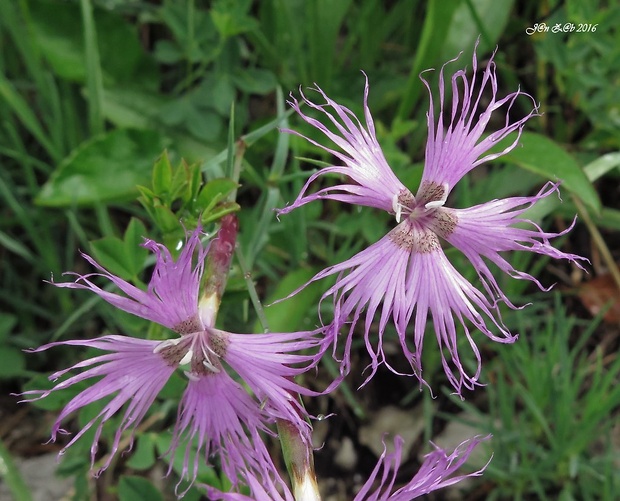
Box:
153;40;183;64
118;476;164;501
22;374;86;411
0;347;25;378
90;238;131;279
0;313;17;341
37;129;168;207
124;218;149;274
196;178;238;212
232;68;278;95
185;108;222;141
258;268;324;333
443;0;515;59
30;0;158;88
125;435;157;471
90;218;147;280
194;74;236;115
499;132;601;213
102;89;169;129
210;0;259;38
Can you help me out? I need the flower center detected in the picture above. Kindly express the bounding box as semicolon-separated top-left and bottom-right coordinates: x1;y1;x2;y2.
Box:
389;181;457;252
154;324;229;378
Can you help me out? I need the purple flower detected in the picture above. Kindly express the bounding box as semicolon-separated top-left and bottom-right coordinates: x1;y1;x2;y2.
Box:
355;435;490;500
22;224;324;496
206;435;490;501
278;43;587;395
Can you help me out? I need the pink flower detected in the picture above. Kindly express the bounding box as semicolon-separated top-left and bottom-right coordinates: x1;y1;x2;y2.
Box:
355;435;490;500
22;224;324;496
278;42;587;395
205;435;490;501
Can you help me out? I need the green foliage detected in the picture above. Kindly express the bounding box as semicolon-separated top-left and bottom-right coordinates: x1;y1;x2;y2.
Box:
448;297;620;500
137;150;239;244
37;129;168;206
0;314;25;379
0;439;32;501
118;476;164;501
90;218;149;281
499;132;601;213
1;0;618;499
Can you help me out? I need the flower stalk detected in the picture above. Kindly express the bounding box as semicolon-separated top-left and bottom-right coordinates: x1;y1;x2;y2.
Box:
200;213;238;326
277;418;321;501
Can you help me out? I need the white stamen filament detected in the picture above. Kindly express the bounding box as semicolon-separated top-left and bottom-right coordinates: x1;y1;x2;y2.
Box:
179;349;193;366
152;337;182;354
199;343;221;373
184;370;200;382
202;358;220;373
424;183;449;211
391;193;408;223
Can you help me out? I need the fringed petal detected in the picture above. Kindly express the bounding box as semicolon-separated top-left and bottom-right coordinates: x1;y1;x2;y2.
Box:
52;227;207;331
278;74;411;216
355;435;491;500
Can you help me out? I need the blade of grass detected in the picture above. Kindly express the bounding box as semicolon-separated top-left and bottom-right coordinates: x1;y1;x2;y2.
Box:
80;0;104;135
396;0;458;121
0;74;61;162
0;438;33;501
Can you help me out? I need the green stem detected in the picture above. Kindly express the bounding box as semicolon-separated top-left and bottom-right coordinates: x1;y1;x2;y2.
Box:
234;246;270;332
573;195;620;292
277;419;321;501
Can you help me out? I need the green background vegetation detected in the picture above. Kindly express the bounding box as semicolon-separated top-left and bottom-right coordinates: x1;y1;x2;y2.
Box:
1;0;619;499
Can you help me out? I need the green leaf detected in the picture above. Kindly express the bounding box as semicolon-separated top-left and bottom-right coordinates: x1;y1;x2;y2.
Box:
210;0;259;38
30;0;158;88
22;374;86;411
103;89;170;129
0;73;61;162
196;178;238;213
90;218;148;280
185;108;222;141
37;129;168;207
153;40;183;64
583;152;620;182
0;346;25;378
152;151;173;197
0;313;17;341
125;435;157;470
232;68;278;95
499;132;601;213
194;74;237;115
155;435;221;489
0;439;32;501
118;476;164;501
152;204;182;234
123;218;149;273
89;237;132;280
442;0;515;59
258;268;324;333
